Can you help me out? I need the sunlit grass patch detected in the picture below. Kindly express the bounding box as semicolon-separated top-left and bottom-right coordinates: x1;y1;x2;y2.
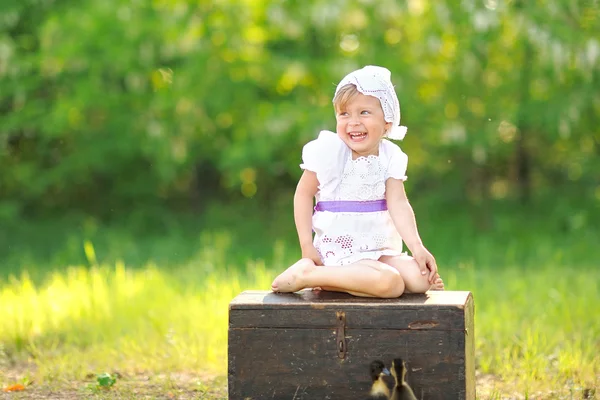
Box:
449;264;600;397
0;238;273;382
0;234;598;398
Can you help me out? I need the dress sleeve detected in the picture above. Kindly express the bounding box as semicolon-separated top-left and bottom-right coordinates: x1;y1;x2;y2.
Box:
383;140;409;181
300;130;341;168
299;139;322;173
299;130;347;190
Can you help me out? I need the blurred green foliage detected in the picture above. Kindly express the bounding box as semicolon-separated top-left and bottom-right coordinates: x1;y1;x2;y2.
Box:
1;0;599;220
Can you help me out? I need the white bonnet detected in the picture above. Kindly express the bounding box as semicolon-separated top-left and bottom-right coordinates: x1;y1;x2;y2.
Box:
333;65;407;140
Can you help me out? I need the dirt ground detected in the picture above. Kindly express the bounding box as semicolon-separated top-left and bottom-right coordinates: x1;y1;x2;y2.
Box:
1;370;596;399
1;369;227;400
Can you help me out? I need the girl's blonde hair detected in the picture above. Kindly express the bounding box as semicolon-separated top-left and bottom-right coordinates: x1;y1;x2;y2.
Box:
332;84;360;112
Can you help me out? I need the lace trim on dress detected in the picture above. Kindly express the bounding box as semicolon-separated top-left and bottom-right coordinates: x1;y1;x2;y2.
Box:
336;154;387;201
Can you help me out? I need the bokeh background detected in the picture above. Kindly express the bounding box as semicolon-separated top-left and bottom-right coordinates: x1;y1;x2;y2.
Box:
1;0;599;397
2;1;598;256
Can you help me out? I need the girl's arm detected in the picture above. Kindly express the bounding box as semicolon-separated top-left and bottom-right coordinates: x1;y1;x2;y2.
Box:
386;178;437;283
294;171;321;264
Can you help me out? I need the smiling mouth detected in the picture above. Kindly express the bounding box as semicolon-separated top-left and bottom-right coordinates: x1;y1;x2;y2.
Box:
349;132;367;141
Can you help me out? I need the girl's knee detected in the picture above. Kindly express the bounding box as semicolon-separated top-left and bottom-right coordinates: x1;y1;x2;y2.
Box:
394;257;430;294
376;267;404;298
410;277;431;293
406;268;431;293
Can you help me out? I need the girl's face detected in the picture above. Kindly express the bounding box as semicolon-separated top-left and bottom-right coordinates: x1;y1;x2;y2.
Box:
335;93;392;159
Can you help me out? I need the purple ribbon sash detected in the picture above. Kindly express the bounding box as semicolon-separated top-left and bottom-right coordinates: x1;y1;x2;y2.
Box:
314;200;388;213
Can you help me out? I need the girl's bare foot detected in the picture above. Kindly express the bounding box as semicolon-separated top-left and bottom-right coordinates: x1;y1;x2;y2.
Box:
429;273;445;291
271;258;316;293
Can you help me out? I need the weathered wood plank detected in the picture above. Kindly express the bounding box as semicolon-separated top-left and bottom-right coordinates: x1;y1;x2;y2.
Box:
229;290;472;309
228;328;468;400
464;291;476;400
229;308;466;330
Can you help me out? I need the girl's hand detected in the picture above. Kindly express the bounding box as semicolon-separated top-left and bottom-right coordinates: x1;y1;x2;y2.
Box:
301;244;323;266
411;245;438;284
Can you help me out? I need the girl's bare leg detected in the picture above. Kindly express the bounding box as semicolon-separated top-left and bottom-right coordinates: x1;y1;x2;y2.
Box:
271;258;405;298
379;254;444;293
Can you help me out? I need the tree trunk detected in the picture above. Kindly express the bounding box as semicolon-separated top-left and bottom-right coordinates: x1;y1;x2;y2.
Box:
515;40;533;203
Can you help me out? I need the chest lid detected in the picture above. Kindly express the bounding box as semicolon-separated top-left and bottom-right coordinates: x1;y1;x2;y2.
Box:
229;290;472;331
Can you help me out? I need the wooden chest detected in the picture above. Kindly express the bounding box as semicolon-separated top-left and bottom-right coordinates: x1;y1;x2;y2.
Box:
228;290;475;400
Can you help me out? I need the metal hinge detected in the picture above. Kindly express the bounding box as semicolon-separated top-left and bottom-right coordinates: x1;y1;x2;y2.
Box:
336;311;346;359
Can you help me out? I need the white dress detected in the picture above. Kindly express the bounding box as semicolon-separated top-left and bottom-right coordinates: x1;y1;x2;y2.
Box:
300;130;410;266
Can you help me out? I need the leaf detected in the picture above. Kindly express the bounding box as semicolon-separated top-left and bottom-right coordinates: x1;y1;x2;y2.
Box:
3;383;26;392
96;373;116;388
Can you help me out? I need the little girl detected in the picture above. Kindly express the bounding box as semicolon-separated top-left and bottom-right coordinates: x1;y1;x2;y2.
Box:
271;65;444;298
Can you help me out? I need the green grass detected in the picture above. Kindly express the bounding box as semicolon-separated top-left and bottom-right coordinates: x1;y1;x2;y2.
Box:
0;203;599;398
447;264;599;398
